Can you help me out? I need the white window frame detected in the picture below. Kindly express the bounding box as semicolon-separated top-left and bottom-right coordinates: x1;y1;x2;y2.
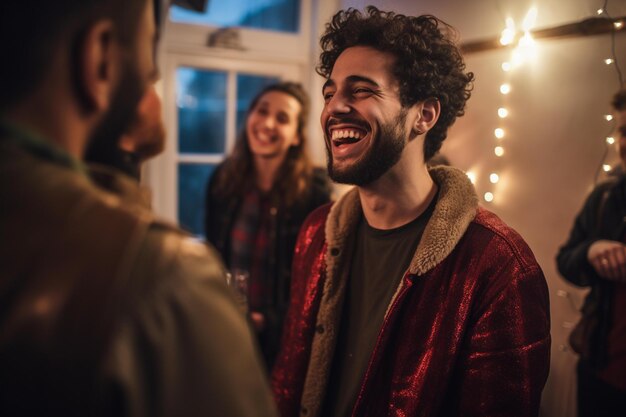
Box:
147;53;304;223
164;0;312;63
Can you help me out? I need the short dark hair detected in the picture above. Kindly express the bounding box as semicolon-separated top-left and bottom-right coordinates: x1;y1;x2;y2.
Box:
0;0;147;112
612;88;626;111
317;6;474;160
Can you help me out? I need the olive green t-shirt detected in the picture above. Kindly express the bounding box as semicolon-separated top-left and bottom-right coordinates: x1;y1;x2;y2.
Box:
323;195;437;417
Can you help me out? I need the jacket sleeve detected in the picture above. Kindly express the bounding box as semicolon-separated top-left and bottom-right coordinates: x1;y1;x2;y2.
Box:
443;261;551;417
103;230;277;417
259;170;332;369
556;184;608;287
271;205;331;417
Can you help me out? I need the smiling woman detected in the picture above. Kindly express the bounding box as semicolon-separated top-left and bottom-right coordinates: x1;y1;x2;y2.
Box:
246;90;302;160
204;82;331;370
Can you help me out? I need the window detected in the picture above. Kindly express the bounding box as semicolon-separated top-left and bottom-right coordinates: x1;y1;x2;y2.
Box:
176;67;280;235
163;0;312;62
177;163;215;236
170;0;301;33
146;0;315;236
177;68;227;154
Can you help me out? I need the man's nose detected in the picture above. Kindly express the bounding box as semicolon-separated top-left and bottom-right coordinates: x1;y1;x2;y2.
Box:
326;93;351;115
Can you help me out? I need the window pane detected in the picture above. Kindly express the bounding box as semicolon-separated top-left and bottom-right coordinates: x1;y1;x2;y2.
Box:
177;67;227;154
178;163;216;236
170;0;301;33
235;74;280;134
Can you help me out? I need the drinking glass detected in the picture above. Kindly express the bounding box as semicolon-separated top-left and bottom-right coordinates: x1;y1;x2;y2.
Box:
225;268;249;312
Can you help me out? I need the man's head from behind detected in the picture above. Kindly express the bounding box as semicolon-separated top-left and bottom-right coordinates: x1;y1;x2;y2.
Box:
0;0;157;158
318;6;473;183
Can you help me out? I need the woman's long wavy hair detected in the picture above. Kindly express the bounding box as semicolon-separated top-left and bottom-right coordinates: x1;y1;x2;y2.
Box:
212;82;315;207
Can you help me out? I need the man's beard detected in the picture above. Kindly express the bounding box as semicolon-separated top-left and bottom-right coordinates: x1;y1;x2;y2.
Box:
84;59;145;170
326;110;408;186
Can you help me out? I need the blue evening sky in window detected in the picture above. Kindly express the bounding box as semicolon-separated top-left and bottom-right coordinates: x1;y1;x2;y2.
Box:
170;0;300;33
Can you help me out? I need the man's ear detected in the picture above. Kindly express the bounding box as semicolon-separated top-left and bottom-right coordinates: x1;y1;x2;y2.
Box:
411;98;441;137
77;20;118;113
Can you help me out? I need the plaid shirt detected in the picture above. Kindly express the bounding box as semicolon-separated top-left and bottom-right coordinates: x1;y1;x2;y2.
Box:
229;188;273;311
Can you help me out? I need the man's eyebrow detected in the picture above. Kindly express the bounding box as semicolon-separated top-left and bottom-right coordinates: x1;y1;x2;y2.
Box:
345;75;380;87
322;75;380;91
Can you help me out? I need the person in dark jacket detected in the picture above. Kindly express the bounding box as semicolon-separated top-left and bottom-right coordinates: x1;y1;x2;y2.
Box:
205;82;332;370
557;88;626;417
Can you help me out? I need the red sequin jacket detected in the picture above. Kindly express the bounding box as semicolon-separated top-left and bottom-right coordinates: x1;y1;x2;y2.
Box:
271;166;550;417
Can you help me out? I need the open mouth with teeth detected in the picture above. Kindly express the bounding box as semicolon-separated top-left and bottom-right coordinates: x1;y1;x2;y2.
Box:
255;130;274;142
330;127;369;147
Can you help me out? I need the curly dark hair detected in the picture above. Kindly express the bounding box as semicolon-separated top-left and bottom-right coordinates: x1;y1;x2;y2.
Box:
612;88;626;111
317;6;474;160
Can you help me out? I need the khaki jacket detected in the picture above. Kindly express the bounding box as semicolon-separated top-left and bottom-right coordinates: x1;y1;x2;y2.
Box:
0;138;277;417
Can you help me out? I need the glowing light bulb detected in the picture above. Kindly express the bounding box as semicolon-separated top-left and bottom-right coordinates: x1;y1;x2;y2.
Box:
500;84;511;94
513;31;537;65
500;18;516;45
494;128;505;139
603;164;612;172
615;21;624;30
522;7;538;32
466;171;477;184
484;192;494;202
605;114;614;121
597;8;604;15
607;136;615;145
490;173;500;184
502;62;512;72
605;58;615;65
498;108;509;118
495;146;505;157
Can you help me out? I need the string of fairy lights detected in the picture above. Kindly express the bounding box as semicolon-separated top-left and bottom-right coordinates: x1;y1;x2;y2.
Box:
466;1;625;202
465;7;539;203
596;0;625;181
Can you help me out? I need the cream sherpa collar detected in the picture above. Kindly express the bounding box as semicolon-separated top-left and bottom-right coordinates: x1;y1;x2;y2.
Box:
325;165;478;276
